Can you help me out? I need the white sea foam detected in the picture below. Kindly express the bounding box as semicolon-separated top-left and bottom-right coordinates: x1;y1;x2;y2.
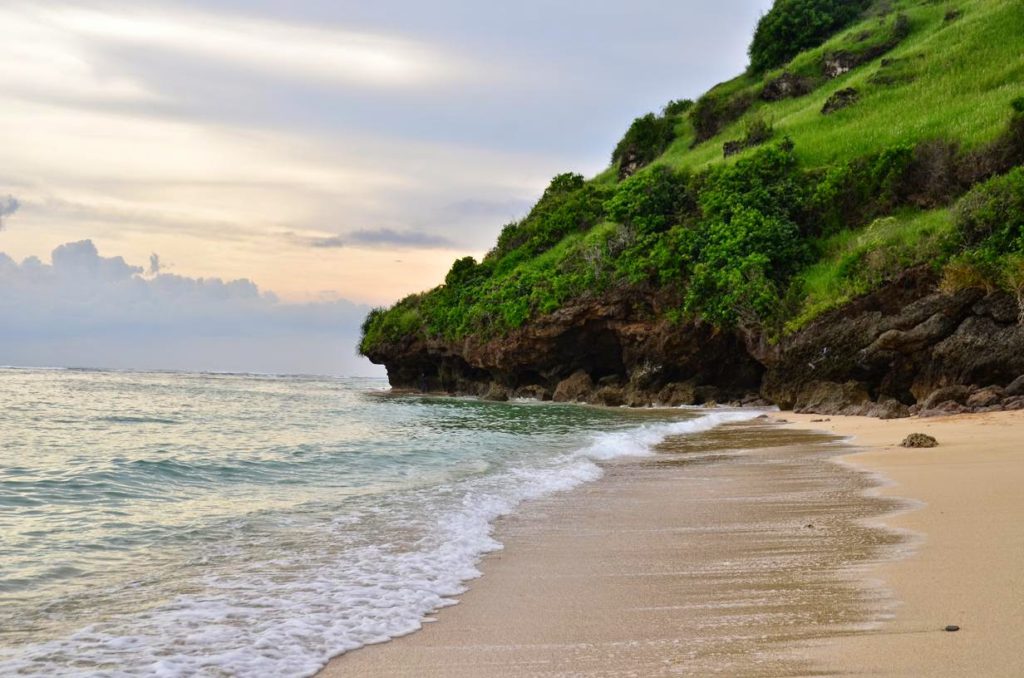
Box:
0;407;762;677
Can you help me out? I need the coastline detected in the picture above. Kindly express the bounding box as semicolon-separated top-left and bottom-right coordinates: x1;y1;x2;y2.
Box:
318;409;1024;677
318;416;907;677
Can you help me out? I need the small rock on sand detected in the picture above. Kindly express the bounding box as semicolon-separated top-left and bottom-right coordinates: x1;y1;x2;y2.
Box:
944;625;960;632
901;433;939;448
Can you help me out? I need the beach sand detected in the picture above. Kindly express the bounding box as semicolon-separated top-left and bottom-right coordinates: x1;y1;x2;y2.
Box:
780;410;1024;677
319;411;1024;677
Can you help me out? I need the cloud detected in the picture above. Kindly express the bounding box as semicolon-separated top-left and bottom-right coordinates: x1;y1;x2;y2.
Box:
148;253;161;275
0;195;18;216
305;228;456;250
438;198;533;221
307;235;347;249
50;239;143;280
0;240;381;376
0;195;18;229
0;0;772;308
3;3;467;104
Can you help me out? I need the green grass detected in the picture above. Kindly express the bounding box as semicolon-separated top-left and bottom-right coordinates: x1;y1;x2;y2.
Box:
658;0;1023;172
786;207;954;331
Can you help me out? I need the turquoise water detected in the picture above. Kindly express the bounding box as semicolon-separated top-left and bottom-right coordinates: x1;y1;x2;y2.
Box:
0;368;759;676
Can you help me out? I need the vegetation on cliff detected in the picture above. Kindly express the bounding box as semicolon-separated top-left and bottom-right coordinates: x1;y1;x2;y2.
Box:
360;0;1024;359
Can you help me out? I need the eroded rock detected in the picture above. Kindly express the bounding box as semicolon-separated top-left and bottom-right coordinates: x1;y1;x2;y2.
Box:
368;267;1024;418
1004;375;1024;397
483;383;511;402
553;370;594;403
865;397;911;420
793;380;871;415
822;88;860;115
761;72;814;101
966;385;1005;409
900;433;938;448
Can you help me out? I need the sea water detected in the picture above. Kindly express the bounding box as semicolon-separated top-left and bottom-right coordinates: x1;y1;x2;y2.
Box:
0;368;760;676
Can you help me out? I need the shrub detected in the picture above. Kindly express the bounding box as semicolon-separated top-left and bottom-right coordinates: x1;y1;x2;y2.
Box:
681;144;813;326
940;250;1001;293
684;207;807;327
744;115;774;146
690;92;754;143
808;145;915;233
953;167;1024;251
1004;255;1024;323
605;166;695;234
492;173;611;257
612;113;676;178
358;296;426;354
724;115;775;156
748;0;871;74
663;99;695;116
445;256;483;287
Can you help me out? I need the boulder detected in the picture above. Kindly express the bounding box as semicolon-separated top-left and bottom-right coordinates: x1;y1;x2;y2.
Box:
593;386;626;407
657;381;697;407
865;397;911;419
919;400;968;418
921;385;974;410
793;380;871;415
723;140;746;157
1004;375;1024;397
694;385;723;405
1003;396;1024;411
966;386;1005;409
553;370;594;403
514;384;551;401
482;383;511;402
822;88;860;115
900;433;938;448
761;72;813;101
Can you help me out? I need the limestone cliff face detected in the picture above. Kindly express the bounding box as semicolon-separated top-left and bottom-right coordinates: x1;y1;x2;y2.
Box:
365;271;1024;417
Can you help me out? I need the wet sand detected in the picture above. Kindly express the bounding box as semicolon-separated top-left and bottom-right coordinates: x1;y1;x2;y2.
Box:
781;410;1024;677
320;421;909;677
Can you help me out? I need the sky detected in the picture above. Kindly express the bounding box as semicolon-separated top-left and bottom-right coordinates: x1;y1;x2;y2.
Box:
0;0;771;375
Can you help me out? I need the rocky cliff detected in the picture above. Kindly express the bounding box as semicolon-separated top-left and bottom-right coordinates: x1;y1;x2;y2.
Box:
360;0;1024;418
365;268;1024;418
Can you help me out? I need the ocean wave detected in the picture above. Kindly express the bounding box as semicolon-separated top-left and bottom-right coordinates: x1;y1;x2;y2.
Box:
0;407;762;677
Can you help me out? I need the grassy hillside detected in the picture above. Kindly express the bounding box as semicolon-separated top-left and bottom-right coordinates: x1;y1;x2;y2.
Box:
361;0;1024;355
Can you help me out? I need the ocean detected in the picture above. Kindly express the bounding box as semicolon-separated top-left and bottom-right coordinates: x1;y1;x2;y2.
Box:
0;367;760;676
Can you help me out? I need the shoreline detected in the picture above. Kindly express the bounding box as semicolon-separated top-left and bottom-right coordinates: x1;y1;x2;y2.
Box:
318;409;1024;677
318;416;909;677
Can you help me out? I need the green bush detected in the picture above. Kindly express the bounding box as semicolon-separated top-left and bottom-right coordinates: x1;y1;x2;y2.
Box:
748;0;870;74
492;173;611;258
690;91;754;143
809;145;915;234
683;144;812;325
663;99;695;116
953;167;1024;251
359;296;426;353
605;166;694;234
611;113;676;175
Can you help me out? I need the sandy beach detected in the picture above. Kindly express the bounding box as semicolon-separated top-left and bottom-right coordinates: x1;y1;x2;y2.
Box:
320;410;1024;677
781;410;1024;677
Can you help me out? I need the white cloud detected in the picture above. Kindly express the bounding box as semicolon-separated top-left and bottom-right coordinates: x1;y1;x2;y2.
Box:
2;2;466;99
0;240;381;376
0;0;770;313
